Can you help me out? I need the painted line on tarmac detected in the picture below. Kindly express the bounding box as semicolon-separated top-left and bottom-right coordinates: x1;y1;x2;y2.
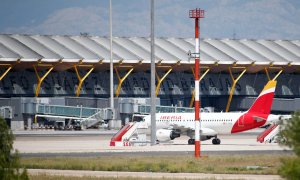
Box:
28;169;282;180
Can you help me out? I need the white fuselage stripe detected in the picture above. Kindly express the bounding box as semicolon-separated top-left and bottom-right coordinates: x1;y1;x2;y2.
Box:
259;87;275;97
195;38;199;57
149;112;246;135
195;120;200;141
195;80;199;101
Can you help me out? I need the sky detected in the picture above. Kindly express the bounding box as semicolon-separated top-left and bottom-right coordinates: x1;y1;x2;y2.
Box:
1;0;300;40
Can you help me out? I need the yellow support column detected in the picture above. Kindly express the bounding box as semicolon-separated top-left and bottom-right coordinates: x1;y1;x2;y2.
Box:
225;67;247;112
265;67;283;81
189;68;210;108
34;64;54;97
34;115;38;124
155;61;181;96
115;66;134;97
74;65;94;97
0;64;13;81
155;67;172;96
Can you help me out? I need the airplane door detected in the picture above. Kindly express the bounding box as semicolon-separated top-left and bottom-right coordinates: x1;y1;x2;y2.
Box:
238;115;245;127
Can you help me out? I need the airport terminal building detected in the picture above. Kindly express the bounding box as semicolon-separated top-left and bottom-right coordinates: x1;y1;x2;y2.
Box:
0;34;300;130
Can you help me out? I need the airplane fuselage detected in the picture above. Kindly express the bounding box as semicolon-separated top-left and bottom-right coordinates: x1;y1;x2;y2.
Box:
142;80;278;144
148;111;270;135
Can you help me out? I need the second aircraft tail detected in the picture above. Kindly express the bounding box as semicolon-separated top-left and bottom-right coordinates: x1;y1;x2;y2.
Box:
247;80;277;115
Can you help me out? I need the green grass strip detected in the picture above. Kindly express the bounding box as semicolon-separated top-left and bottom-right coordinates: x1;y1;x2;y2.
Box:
22;154;293;175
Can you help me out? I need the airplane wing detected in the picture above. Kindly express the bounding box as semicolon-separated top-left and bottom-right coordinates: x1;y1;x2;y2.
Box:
169;124;190;133
201;128;218;136
170;124;218;136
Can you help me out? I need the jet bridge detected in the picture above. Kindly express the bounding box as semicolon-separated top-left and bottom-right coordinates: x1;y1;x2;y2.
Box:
35;104;113;129
136;105;214;114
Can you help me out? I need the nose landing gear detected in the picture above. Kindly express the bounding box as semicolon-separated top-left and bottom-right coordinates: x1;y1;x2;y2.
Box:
188;138;195;145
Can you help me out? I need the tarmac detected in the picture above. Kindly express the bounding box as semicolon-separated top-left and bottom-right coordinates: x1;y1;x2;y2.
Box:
13;128;290;154
15;129;288;179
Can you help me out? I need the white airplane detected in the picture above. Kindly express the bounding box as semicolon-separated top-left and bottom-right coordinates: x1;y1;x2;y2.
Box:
143;80;284;145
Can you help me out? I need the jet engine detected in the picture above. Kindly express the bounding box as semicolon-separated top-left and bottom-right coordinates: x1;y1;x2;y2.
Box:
156;129;180;142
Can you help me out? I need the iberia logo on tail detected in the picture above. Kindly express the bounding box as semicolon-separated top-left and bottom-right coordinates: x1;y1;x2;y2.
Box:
231;80;277;133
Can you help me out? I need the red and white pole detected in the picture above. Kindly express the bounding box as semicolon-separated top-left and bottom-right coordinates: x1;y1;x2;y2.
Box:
189;8;204;158
194;17;200;158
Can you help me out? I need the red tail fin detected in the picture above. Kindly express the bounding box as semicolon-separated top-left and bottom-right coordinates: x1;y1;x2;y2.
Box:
231;80;277;133
247;80;277;115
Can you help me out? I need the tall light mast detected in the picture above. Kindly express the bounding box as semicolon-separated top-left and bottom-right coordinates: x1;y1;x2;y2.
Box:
150;0;156;146
189;8;205;158
109;0;114;110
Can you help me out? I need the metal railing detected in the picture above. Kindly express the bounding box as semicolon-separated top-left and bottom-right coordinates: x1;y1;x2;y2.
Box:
137;105;194;114
36;104;113;120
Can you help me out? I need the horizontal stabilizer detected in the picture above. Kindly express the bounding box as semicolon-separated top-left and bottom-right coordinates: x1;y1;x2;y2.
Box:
253;116;266;122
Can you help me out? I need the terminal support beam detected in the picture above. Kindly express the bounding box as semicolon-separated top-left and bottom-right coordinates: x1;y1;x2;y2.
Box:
34;64;54;97
0;64;13;81
225;67;247;112
74;65;94;97
34;115;37;124
115;66;134;97
265;67;283;81
155;67;172;96
189;68;210;108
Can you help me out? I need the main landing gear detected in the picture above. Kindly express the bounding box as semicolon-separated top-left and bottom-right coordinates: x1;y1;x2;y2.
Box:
212;138;221;145
188;137;221;145
188;139;195;145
